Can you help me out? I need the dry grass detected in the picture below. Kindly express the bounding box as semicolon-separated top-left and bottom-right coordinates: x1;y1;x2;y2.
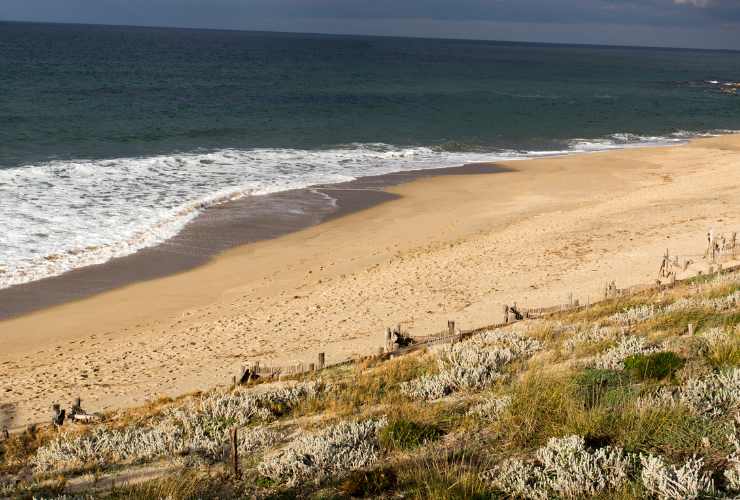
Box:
6;272;740;498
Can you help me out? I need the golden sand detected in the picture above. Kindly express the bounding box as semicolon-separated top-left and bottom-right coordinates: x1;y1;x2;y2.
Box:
2;134;740;428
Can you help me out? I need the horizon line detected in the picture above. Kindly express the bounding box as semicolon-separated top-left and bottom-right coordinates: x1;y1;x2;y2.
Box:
1;18;739;54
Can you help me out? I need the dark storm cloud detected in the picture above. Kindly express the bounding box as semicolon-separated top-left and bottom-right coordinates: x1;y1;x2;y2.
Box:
1;0;740;49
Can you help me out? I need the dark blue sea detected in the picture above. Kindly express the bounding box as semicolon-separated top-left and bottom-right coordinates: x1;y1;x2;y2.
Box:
1;21;739;287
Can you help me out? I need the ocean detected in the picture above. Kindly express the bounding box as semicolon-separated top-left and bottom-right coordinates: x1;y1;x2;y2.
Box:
1;21;740;289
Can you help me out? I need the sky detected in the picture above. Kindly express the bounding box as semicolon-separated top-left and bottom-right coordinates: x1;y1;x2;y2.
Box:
1;0;740;50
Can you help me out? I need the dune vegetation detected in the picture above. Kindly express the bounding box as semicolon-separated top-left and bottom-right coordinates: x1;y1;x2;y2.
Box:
4;272;740;499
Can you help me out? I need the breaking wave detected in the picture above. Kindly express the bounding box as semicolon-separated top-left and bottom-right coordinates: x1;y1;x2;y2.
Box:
0;130;735;289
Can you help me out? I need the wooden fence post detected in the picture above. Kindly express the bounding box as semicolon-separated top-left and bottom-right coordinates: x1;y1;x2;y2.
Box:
52;404;65;426
231;427;239;476
448;320;455;336
688;323;695;336
503;305;509;324
318;352;325;370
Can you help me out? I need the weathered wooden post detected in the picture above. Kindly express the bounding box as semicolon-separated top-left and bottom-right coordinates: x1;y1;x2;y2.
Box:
318;352;325;370
385;328;392;352
51;404;65;427
69;397;83;418
503;304;509;324
232;375;237;388
568;292;573;308
670;273;676;287
448;320;455;336
719;263;723;275
688;323;695;336
231;427;239;476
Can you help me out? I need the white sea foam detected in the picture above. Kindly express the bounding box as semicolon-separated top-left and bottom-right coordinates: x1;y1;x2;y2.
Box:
0;131;735;289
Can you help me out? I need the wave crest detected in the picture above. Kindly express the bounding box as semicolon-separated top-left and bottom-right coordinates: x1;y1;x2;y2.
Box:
0;130;736;289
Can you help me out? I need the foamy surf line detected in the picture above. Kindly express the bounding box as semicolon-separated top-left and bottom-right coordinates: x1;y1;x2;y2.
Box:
0;130;733;290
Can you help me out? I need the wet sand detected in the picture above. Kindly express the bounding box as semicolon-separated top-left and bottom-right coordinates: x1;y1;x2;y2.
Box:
2;135;740;429
0;164;505;320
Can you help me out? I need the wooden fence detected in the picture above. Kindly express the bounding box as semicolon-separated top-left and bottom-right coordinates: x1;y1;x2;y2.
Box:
24;235;740;435
232;249;740;386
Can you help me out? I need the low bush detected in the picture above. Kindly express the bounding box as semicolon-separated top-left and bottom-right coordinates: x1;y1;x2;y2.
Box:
592;336;660;371
400;330;542;401
32;381;324;472
258;417;387;486
623;351;684;381
482;435;634;499
640;454;714;499
681;368;740;417
466;396;512;421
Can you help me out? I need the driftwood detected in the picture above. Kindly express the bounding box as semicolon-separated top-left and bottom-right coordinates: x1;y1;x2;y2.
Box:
72;413;100;423
509;304;524;321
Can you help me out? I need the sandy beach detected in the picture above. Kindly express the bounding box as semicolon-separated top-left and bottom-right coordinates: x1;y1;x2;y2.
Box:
2;134;740;429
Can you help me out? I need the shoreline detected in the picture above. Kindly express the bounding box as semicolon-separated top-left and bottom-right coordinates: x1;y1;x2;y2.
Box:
0;133;710;303
2;134;740;428
0;164;506;321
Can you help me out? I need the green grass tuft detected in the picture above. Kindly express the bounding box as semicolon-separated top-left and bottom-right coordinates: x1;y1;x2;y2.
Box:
623;352;684;381
574;368;631;409
379;418;444;451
